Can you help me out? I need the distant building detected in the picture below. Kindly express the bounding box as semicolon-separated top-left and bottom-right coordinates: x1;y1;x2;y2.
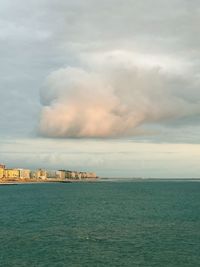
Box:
70;171;76;179
31;169;47;180
56;170;66;180
76;172;82;180
36;169;47;180
47;171;57;179
0;164;5;179
65;171;72;179
86;172;97;178
4;169;20;179
56;170;98;180
30;171;36;179
0;168;4;179
18;169;30;179
80;172;87;179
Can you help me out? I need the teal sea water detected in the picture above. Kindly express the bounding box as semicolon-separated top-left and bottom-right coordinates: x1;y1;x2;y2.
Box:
0;181;200;267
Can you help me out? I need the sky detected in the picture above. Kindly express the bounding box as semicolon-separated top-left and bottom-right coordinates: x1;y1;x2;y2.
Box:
1;0;200;178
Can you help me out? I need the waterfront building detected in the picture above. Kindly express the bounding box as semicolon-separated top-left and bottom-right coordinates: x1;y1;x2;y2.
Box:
0;168;4;179
30;169;47;180
65;171;72;179
47;171;57;179
76;172;82;180
4;169;20;179
30;171;36;179
36;169;47;180
56;170;66;180
86;172;97;178
81;172;87;179
18;169;31;179
70;171;76;179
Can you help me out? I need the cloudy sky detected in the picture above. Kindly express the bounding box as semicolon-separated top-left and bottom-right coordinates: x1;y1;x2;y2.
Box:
1;0;200;178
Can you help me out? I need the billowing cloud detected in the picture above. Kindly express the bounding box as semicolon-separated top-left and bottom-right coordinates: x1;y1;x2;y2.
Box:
39;52;200;137
1;0;200;142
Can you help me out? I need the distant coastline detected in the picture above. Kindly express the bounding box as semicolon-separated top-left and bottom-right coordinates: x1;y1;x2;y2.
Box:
0;163;98;184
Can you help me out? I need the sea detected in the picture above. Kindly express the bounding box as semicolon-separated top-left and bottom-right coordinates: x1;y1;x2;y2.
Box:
0;180;200;267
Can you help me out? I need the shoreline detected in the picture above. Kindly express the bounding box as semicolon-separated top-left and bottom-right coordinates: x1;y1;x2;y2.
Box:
0;178;99;185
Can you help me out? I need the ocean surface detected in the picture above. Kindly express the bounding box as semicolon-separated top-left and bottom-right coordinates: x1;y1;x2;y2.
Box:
0;180;200;267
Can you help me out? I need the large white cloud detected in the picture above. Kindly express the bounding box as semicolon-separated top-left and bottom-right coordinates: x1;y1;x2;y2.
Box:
1;0;200;140
39;51;200;137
